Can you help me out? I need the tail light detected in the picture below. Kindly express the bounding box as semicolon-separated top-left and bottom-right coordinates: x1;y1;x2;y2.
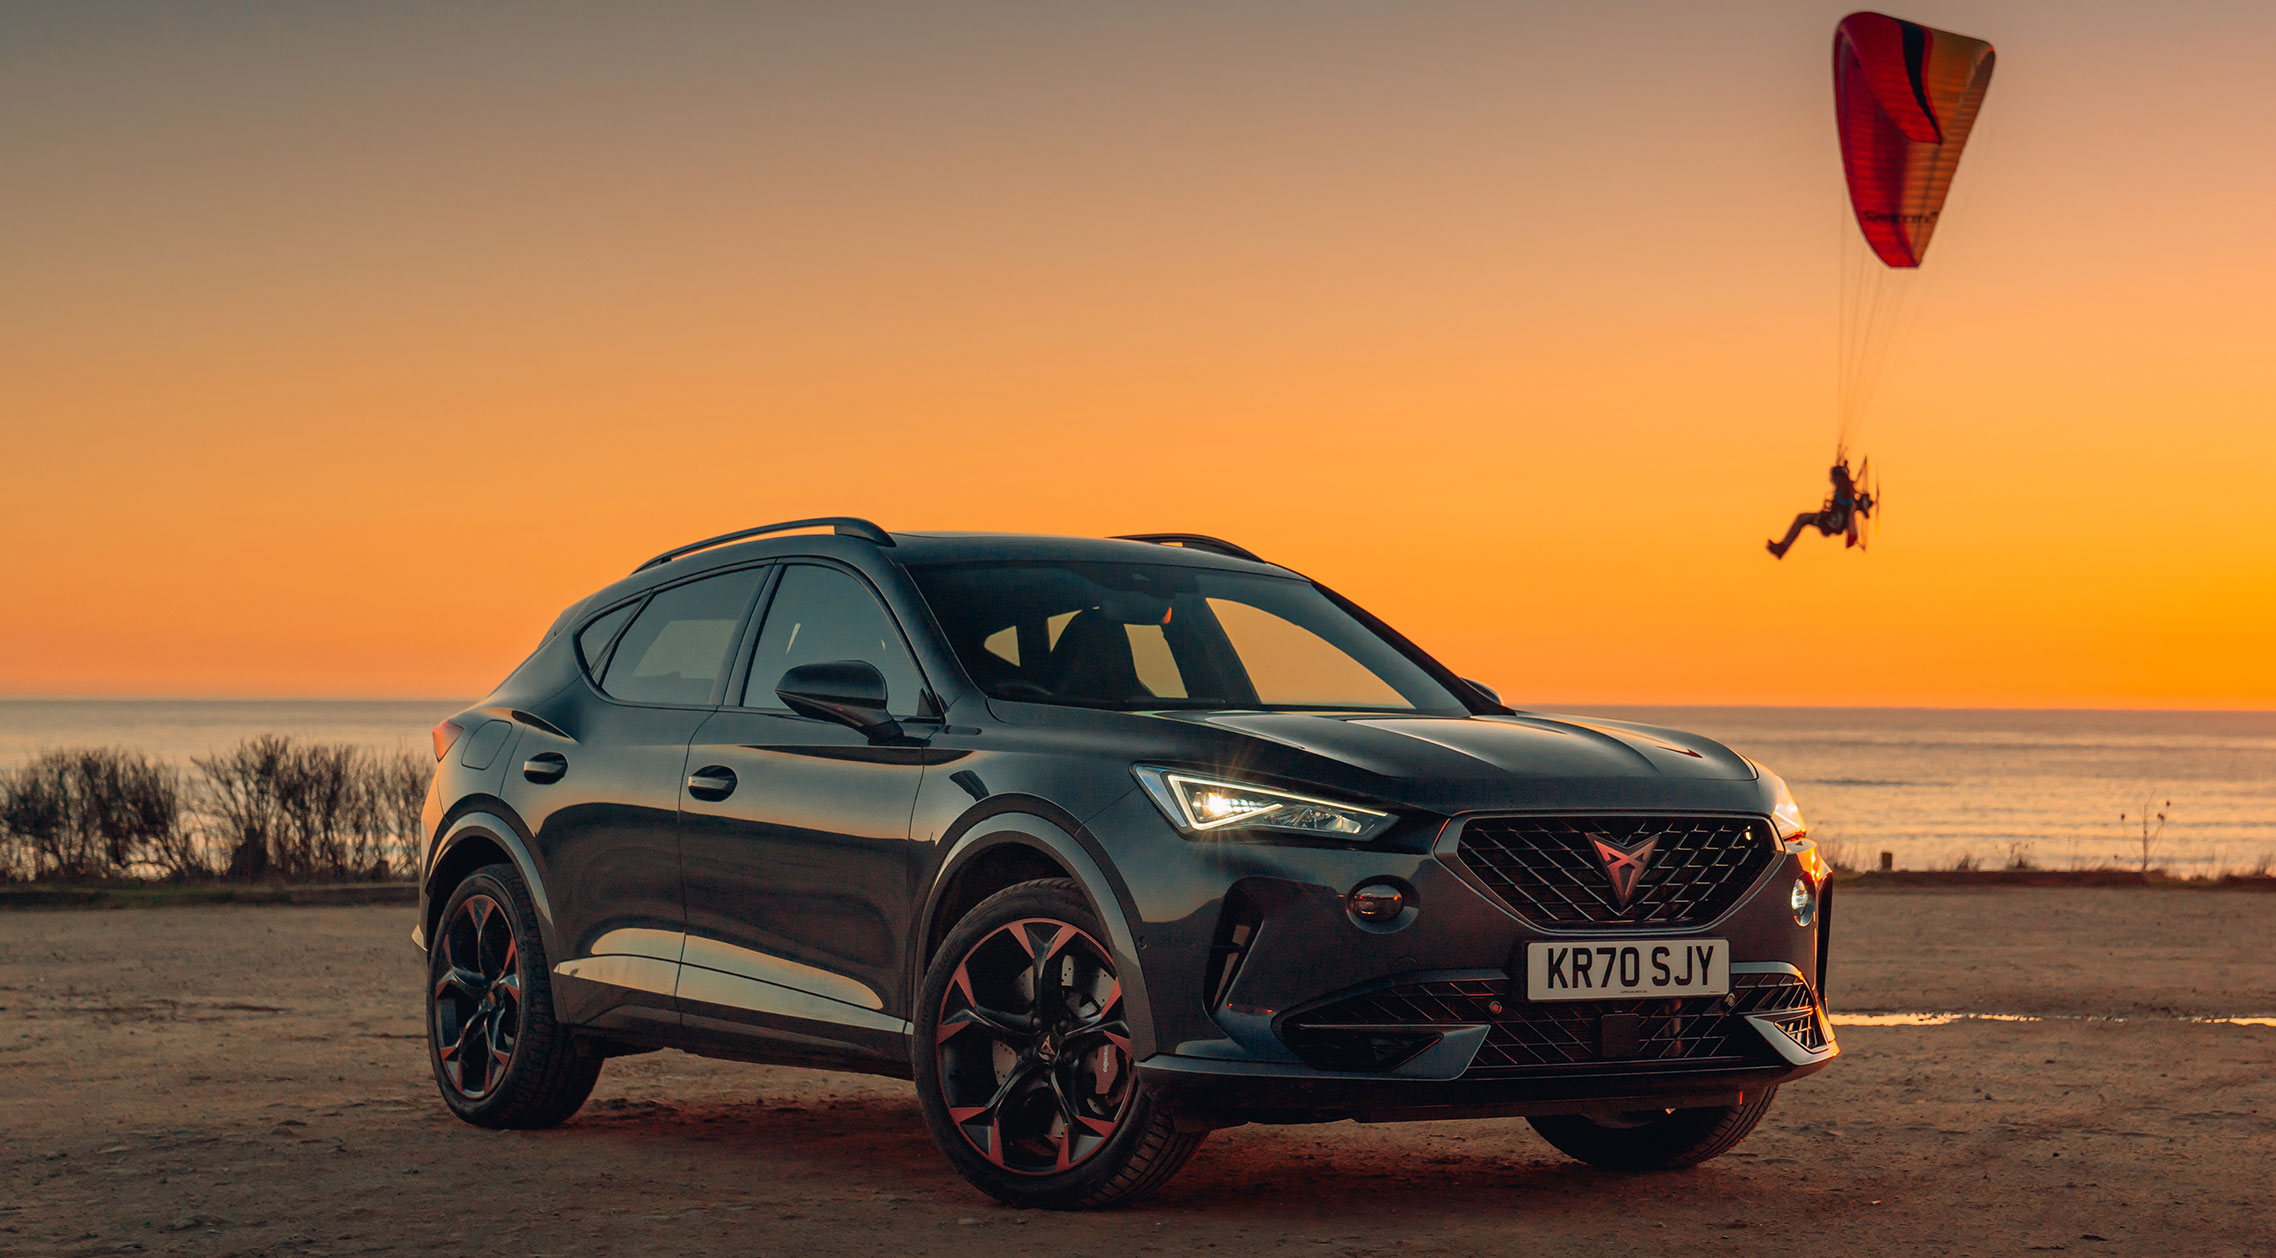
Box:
431;719;467;761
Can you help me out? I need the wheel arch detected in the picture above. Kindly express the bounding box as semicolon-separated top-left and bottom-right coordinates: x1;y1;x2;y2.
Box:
420;808;557;963
916;802;1158;1059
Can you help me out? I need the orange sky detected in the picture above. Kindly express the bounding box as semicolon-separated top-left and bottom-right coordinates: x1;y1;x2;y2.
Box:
4;2;2273;707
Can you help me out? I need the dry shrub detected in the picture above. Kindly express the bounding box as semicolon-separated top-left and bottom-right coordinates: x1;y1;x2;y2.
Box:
0;736;436;884
195;736;291;880
0;748;196;881
195;737;429;881
366;750;430;879
1816;838;1861;873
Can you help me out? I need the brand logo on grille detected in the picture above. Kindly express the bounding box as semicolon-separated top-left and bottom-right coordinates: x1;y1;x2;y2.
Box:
1588;834;1660;907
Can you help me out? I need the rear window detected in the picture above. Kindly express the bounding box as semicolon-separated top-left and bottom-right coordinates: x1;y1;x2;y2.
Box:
575;601;640;678
908;560;1463;714
599;569;763;706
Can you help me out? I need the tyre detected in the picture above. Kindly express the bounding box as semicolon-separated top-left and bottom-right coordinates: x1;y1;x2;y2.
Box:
1527;1086;1779;1171
427;862;601;1129
914;878;1204;1209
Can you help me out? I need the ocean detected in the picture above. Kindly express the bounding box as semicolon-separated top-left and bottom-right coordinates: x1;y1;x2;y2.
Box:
2;700;2268;874
0;699;449;768
1595;706;2276;876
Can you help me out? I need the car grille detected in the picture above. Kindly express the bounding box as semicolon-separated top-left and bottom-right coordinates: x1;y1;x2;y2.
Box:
1450;814;1776;929
1280;971;1818;1077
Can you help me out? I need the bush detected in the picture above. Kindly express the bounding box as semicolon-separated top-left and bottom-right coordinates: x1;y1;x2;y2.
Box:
0;749;194;881
366;750;430;879
1;736;431;884
195;737;429;881
1816;838;1860;873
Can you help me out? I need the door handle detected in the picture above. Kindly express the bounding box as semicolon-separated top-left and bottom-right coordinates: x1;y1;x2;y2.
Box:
686;766;738;802
522;752;568;784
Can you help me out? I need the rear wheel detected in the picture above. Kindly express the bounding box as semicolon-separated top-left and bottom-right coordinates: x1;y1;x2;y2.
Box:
427;863;600;1128
1528;1087;1778;1171
914;878;1203;1209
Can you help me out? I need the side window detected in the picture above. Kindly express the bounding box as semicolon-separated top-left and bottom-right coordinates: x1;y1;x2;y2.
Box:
599;569;764;706
575;601;640;679
742;565;926;716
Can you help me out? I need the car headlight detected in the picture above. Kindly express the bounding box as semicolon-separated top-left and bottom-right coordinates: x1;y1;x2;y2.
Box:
1748;759;1829;878
1133;767;1396;842
1760;765;1808;844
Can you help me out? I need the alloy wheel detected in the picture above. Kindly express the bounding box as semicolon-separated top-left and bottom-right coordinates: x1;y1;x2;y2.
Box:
934;917;1134;1174
432;893;522;1100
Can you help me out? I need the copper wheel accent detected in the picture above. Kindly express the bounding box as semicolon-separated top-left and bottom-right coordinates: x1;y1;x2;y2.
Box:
935;917;1134;1175
431;893;522;1101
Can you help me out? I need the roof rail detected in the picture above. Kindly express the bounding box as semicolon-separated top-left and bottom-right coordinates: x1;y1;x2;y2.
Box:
633;517;893;574
1111;533;1269;565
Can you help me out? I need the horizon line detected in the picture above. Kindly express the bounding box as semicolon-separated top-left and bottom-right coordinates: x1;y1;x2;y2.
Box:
3;695;2275;717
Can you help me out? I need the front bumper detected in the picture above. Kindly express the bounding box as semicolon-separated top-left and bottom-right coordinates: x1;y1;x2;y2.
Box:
1139;1054;1833;1126
1084;790;1837;1123
1138;962;1835;1125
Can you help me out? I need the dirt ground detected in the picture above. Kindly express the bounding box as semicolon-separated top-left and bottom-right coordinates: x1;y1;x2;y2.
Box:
3;888;2271;1257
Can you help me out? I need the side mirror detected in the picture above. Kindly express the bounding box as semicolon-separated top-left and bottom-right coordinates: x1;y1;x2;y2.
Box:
1462;677;1504;707
776;660;901;742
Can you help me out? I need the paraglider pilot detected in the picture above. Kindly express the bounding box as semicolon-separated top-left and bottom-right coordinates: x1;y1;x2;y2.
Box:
1766;457;1873;558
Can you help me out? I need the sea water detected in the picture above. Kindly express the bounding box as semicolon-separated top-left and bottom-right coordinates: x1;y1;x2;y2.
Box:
1594;706;2276;875
0;699;447;768
2;700;2269;873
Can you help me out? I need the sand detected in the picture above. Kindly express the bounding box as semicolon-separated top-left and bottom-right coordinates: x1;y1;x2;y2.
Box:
1;887;2270;1256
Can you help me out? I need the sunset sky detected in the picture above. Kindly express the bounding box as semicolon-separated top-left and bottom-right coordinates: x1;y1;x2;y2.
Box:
4;1;2272;707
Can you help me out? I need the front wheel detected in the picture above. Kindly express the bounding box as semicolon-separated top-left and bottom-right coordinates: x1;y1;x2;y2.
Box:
426;862;600;1128
914;878;1203;1209
1528;1086;1779;1171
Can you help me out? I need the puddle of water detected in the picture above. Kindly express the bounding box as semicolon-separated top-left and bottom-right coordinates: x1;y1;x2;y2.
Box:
1832;1012;2276;1028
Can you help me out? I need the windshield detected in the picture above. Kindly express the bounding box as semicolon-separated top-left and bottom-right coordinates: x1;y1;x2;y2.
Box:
908;560;1467;714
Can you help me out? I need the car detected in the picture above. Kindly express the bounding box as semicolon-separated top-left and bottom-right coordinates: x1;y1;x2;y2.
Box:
415;517;1837;1208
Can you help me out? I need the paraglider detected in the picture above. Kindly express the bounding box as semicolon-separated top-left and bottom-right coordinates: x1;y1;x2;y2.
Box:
1767;11;1993;558
1766;454;1877;559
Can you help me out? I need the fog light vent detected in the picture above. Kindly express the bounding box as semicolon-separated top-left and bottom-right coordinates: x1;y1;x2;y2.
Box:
1348;881;1406;924
1205;888;1263;1009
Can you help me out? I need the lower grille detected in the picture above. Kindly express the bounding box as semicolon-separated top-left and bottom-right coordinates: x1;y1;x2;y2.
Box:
1277;979;1496;1072
1472;995;1737;1076
1761;1008;1828;1052
1280;971;1819;1077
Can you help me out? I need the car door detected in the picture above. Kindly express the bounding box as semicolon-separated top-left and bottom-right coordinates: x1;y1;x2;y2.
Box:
677;561;934;1063
511;565;766;1033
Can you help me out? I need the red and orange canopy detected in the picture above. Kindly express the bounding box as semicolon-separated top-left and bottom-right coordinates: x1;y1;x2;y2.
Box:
1834;12;1996;268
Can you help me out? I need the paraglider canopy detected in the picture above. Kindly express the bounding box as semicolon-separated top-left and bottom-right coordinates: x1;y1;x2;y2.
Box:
1834;12;1996;268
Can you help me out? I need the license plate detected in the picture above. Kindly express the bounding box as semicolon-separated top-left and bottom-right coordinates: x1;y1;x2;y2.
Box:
1525;939;1729;1001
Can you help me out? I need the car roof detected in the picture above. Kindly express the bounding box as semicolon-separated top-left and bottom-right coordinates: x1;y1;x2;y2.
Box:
561;528;1295;629
883;531;1289;573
